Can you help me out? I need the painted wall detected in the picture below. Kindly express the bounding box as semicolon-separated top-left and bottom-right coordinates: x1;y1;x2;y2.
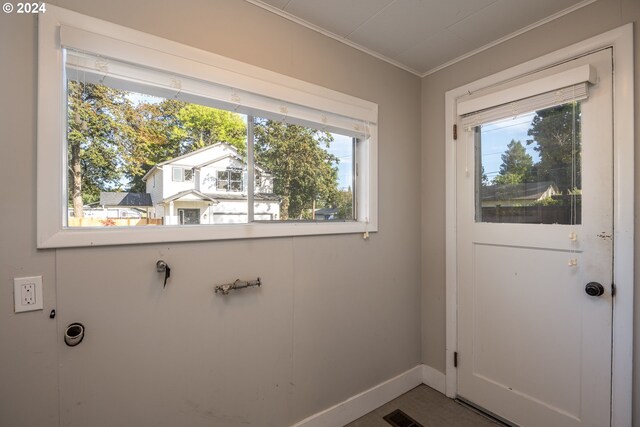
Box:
420;0;640;421
0;1;421;426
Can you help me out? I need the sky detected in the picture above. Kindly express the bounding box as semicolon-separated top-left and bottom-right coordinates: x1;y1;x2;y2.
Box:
480;112;540;182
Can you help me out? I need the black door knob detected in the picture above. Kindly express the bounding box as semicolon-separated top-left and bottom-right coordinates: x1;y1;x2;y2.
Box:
585;282;605;297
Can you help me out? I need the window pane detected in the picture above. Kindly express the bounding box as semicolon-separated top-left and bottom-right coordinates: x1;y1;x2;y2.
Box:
476;102;581;224
216;171;229;191
252;118;355;221
172;167;183;182
229;170;243;191
65;63;249;227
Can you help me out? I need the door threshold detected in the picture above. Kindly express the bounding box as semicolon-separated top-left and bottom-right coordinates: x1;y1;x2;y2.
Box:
455;397;518;427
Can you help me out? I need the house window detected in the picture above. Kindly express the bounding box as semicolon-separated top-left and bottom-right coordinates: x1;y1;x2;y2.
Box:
172;167;183;182
37;6;378;247
216;171;229;191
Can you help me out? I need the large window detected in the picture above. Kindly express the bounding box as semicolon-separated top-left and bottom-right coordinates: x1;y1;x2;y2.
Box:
37;6;378;247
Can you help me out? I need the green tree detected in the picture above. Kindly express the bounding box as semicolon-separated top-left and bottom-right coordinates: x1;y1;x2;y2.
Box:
172;104;247;154
253;119;339;220
527;103;581;192
494;139;534;185
67;81;133;216
335;188;354;220
125;99;187;192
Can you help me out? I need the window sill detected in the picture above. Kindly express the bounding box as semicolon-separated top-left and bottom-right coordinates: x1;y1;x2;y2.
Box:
38;221;376;248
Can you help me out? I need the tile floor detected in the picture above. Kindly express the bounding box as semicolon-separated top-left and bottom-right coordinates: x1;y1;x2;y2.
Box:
346;385;501;427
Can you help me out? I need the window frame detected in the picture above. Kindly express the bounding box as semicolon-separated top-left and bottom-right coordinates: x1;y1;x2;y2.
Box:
216;170;230;191
172;167;184;182
37;6;378;248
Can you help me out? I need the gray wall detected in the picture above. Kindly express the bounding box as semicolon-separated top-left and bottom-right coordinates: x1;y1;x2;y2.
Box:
0;1;421;426
420;0;640;421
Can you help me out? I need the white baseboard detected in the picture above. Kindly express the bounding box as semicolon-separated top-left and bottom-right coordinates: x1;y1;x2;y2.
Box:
421;365;446;394
291;365;423;427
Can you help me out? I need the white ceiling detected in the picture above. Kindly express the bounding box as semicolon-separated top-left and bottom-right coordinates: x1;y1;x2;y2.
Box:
246;0;596;76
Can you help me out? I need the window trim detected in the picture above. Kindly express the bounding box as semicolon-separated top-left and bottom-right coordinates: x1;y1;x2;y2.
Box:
37;5;378;248
172;167;184;182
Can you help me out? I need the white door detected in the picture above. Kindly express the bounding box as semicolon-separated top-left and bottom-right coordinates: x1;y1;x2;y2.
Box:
456;49;613;427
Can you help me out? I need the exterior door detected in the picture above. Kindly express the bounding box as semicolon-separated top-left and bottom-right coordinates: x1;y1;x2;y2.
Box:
456;49;613;426
178;208;200;225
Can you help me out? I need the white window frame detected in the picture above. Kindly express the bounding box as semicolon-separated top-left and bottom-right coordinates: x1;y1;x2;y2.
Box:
444;25;633;427
172;167;184;182
37;6;378;248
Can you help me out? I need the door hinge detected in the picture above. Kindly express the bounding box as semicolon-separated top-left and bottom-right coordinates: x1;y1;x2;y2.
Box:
453;124;458;141
454;351;458;368
611;283;616;297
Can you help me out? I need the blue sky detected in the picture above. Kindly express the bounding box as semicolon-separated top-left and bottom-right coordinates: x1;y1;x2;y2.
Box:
480;112;539;182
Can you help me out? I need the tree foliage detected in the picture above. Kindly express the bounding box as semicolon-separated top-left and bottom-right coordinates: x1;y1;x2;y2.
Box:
67;81;132;214
173;104;247;154
494;139;534;185
253;119;339;220
527;103;581;192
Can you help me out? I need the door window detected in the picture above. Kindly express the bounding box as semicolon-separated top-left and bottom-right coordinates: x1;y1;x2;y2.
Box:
475;101;581;224
178;208;200;225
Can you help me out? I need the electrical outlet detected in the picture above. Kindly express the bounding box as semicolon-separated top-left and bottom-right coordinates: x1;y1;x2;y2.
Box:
22;283;36;305
14;276;43;313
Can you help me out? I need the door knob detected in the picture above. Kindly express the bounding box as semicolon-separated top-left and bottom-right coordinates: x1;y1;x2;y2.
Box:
585;282;605;297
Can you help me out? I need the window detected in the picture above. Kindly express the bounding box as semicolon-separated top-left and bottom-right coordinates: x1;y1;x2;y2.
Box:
172;167;183;182
217;171;229;191
474;103;581;224
37;6;378;247
459;65;591;225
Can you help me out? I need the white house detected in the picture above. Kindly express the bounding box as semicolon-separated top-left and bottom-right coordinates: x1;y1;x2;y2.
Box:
142;143;280;225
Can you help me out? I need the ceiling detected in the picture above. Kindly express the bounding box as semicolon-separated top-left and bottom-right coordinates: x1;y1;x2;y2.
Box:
245;0;595;76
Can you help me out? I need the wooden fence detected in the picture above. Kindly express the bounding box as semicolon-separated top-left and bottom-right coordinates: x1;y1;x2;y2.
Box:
480;206;581;224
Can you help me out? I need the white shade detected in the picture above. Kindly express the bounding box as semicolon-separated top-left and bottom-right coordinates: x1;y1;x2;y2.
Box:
460;82;589;130
60;25;376;138
458;64;595;130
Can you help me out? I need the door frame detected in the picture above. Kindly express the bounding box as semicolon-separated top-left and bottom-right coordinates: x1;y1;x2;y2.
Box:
444;24;634;427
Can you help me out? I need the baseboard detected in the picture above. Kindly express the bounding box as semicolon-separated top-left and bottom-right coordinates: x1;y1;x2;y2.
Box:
421;365;446;394
291;365;423;427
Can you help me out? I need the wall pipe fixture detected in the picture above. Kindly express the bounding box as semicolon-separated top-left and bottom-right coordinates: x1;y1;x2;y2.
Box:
64;323;85;347
215;278;261;295
156;260;171;287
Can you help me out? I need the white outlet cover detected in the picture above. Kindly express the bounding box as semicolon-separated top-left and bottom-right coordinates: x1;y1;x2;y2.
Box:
14;276;43;313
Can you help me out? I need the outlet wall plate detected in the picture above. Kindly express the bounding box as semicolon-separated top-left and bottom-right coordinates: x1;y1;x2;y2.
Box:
14;276;43;313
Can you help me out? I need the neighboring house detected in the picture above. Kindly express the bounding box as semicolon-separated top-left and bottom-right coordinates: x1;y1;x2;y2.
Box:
98;192;152;218
481;181;560;207
142;143;280;225
68;192;152;219
314;207;337;220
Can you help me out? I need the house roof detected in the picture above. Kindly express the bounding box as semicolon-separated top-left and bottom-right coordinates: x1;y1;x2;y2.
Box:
142;142;242;181
482;181;559;202
208;193;281;202
163;190;219;204
100;192;153;207
142;143;273;182
314;207;337;215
